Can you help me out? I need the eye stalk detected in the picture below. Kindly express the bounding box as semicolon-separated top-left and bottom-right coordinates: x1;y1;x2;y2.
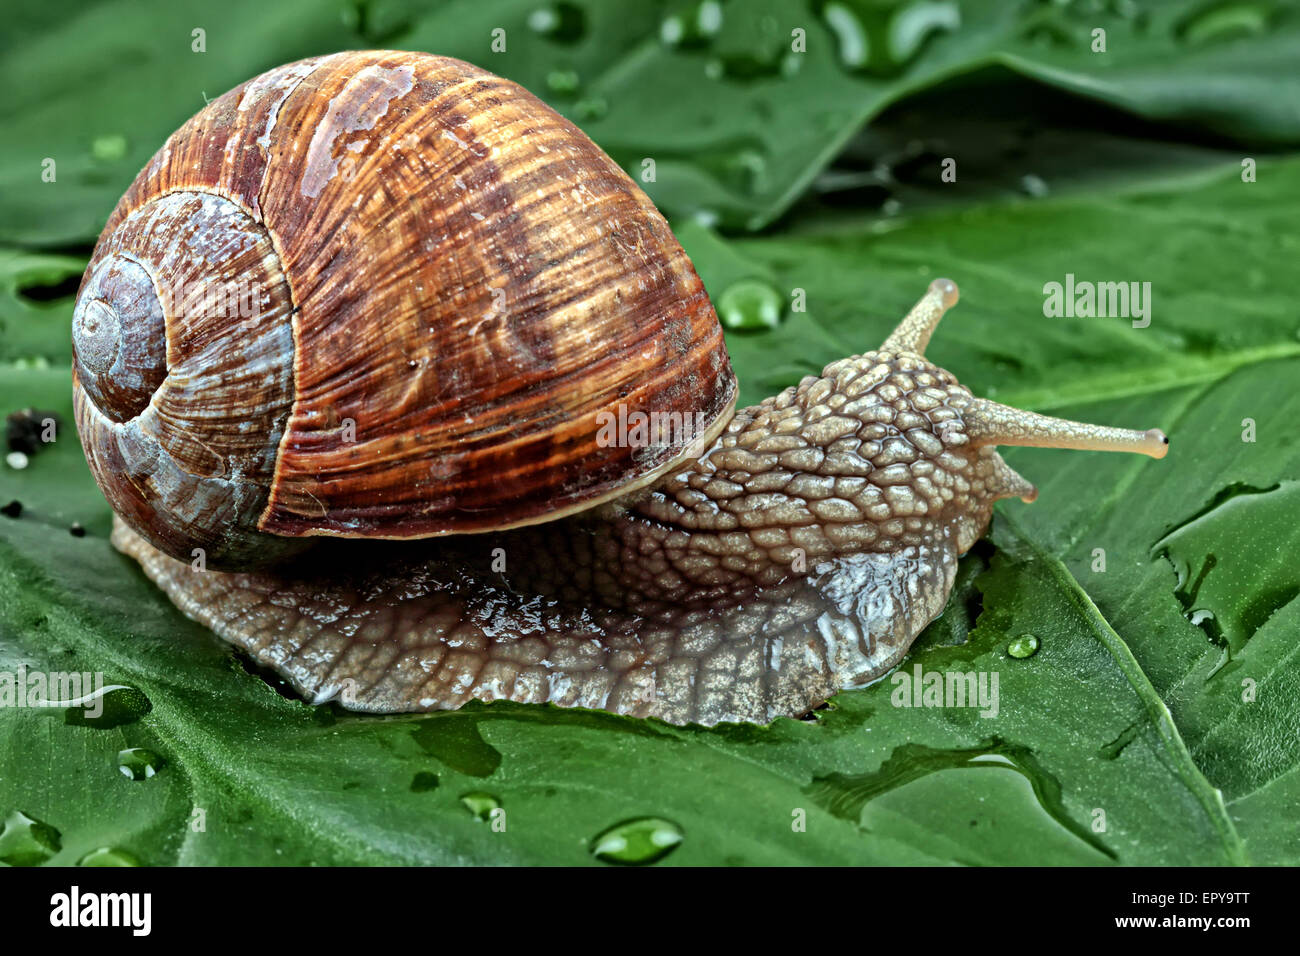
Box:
883;278;1170;461
881;277;960;354
962;400;1170;459
72;255;167;424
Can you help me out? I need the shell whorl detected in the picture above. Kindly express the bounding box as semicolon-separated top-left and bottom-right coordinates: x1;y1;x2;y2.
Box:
73;191;302;568
72;257;166;423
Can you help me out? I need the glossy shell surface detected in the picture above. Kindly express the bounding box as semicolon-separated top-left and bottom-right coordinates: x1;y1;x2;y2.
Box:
73;51;736;564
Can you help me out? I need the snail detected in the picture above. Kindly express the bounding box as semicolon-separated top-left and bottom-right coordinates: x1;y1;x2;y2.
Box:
72;51;1168;726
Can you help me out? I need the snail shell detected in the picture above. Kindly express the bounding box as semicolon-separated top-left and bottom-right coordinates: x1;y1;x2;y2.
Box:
73;51;735;569
76;53;1169;725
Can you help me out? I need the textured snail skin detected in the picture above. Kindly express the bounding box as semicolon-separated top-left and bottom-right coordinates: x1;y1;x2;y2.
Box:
113;280;1167;726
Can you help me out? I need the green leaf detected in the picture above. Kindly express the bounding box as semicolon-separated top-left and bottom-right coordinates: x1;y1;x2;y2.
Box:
686;158;1300;410
0;249;86;364
5;0;1299;866
4;135;1297;863
5;0;1300;243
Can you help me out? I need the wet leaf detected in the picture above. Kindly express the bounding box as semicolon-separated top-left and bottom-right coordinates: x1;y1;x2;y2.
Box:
4;0;1300;242
2;1;1298;866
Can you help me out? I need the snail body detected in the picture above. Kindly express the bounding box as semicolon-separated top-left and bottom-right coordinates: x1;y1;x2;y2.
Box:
76;52;1168;725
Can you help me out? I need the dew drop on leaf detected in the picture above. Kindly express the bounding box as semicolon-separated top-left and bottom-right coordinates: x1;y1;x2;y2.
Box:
589;817;684;865
1007;634;1040;658
889;1;962;63
574;97;608;121
117;747;165;780
460;791;501;821
0;810;62;866
527;3;587;44
78;846;141;866
820;1;960;76
1019;173;1050;197
660;1;724;48
64;685;152;728
546;69;580;96
91;134;127;162
821;2;871;71
718;279;783;331
1176;1;1272;46
410;771;440;793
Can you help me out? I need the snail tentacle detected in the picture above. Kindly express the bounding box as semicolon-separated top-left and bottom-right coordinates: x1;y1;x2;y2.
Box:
880;277;960;355
961;397;1170;459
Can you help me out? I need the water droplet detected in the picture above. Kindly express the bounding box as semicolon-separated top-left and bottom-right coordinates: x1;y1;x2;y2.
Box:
805;741;1115;861
819;1;960;76
1007;633;1040;658
91;134;127;162
890;1;962;62
410;771;440;793
527;3;587;44
822;3;870;70
117;747;165;780
1176;1;1272;45
697;0;723;36
64;685;152;728
528;6;559;32
708;10;786;80
546;69;580;97
690;208;721;229
1019;173;1050;198
660;1;724;48
725;148;767;194
660;14;686;45
590;817;684;865
78;846;141;867
0;810;62;866
460;791;501;821
574;97;608;121
412;716;502;777
717;279;783;332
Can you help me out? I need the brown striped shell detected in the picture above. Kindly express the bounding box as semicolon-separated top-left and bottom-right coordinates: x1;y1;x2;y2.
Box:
72;51;737;570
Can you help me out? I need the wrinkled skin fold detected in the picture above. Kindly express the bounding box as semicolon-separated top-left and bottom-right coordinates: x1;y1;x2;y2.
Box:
113;515;957;726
